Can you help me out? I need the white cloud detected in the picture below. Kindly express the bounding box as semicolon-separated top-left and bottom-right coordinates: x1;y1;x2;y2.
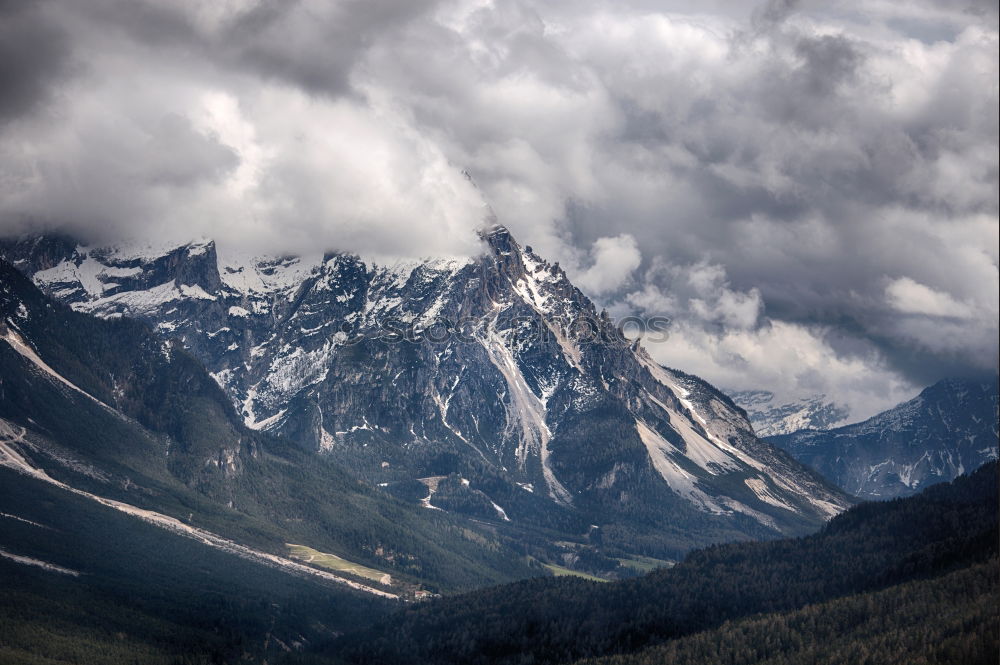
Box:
885;277;973;318
643;317;917;420
574;234;642;295
0;43;487;258
622;258;912;420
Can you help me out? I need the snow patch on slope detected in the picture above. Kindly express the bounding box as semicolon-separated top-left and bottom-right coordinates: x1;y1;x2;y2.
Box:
480;322;573;506
662;408;741;475
634;420;724;514
0;548;81;576
75;281;183;316
218;250;323;296
1;327;113;411
744;477;796;512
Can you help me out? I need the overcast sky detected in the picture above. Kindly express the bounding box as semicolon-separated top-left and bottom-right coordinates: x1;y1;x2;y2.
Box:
1;0;997;420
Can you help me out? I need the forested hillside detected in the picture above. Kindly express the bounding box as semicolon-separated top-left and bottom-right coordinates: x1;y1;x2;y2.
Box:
580;559;998;665
0;468;389;664
331;463;999;665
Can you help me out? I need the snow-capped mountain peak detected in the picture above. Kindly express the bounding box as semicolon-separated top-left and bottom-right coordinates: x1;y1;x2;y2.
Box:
729;390;851;437
2;229;853;551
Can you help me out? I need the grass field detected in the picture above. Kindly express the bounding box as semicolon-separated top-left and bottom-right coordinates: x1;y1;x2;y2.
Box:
616;555;674;574
542;563;608;582
286;544;393;586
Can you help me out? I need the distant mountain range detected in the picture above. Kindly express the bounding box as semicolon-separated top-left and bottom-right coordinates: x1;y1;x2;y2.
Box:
1;229;850;569
768;378;998;499
728;390;850;437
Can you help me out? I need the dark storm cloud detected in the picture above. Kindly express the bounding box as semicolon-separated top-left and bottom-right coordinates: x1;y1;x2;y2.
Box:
219;0;441;95
141;113;240;188
752;0;801;31
0;1;72;123
65;0;441;97
790;33;863;100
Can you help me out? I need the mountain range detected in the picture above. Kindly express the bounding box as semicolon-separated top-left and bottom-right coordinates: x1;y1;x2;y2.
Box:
1;228;850;570
1;257;538;597
769;377;999;499
728;390;851;437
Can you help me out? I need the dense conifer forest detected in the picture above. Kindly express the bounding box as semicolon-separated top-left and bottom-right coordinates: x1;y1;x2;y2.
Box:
329;463;999;665
581;561;998;665
0;468;389;664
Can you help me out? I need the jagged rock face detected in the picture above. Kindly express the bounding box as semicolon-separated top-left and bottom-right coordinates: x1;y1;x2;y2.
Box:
0;259;254;489
729;390;851;437
769;378;999;499
1;229;852;547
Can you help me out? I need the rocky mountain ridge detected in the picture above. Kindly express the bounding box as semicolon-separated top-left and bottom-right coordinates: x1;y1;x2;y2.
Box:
0;257;540;592
2;229;852;556
769;377;998;499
